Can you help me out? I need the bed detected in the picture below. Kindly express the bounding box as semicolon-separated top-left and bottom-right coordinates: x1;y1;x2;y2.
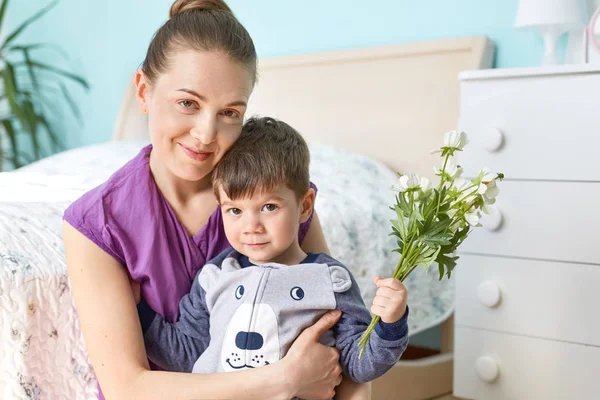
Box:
0;36;493;400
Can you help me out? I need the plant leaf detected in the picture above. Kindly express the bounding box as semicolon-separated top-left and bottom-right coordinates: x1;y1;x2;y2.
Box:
1;0;59;51
8;43;71;64
1;63;34;133
36;115;63;152
0;0;7;36
24;59;89;89
1;119;21;168
58;81;82;123
21;99;40;159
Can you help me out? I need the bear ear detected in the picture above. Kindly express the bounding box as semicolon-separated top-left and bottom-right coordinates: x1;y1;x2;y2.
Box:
329;265;352;293
198;263;221;291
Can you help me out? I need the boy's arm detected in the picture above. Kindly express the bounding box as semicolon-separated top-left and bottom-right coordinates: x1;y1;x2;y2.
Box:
332;266;409;384
138;274;211;372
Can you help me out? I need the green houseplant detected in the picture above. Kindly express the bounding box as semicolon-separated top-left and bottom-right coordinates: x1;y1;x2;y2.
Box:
0;0;88;170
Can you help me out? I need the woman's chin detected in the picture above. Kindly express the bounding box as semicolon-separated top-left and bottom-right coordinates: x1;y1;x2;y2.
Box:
172;162;213;183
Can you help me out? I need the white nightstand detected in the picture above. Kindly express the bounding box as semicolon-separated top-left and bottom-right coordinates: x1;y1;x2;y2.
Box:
453;64;600;400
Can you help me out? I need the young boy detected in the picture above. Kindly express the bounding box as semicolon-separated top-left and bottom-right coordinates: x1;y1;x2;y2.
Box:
137;117;409;390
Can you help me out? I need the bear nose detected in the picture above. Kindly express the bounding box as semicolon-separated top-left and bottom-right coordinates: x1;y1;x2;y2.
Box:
235;331;264;350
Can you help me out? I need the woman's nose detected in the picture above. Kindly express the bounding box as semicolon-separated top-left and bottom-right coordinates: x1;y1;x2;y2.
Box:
190;113;217;144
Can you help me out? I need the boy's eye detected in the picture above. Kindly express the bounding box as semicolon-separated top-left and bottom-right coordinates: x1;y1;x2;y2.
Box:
227;208;242;216
262;204;277;212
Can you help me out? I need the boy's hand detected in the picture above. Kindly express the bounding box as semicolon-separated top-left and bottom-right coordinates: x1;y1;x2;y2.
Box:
371;276;407;323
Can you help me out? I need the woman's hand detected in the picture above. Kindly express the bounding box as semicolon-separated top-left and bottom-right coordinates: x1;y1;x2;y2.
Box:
282;310;343;399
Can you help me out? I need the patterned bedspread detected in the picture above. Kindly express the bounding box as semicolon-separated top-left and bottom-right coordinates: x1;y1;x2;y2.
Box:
0;141;454;399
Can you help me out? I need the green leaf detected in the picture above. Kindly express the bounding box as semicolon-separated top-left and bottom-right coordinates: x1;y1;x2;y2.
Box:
36;115;63;152
436;254;459;280
1;119;21;168
8;43;71;64
391;214;408;242
1;64;34;133
23;59;89;90
415;246;441;272
58;81;82;123
423;235;452;247
1;0;59;51
21;99;40;159
425;218;452;237
0;0;7;36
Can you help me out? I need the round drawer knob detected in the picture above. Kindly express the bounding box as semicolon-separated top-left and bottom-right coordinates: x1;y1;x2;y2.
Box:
476;356;500;383
482;127;504;152
483;206;503;231
477;281;501;307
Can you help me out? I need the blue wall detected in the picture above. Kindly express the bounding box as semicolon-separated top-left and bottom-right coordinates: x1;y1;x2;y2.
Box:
7;0;560;150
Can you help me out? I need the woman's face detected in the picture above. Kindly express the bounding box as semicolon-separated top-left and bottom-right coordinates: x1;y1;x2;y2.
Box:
136;50;254;183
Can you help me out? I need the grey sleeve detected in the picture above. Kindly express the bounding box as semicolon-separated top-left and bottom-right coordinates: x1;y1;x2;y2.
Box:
142;274;211;372
333;265;409;383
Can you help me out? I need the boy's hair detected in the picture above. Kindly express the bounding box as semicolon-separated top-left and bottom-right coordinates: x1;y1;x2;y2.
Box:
212;116;310;202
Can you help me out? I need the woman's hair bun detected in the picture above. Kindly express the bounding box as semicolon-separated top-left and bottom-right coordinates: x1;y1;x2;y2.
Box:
169;0;232;18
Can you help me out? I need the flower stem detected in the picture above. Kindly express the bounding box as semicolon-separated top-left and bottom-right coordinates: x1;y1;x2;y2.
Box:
435;154;450;214
358;243;424;358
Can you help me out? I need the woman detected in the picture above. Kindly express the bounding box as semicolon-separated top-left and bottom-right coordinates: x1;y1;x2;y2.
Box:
63;1;353;399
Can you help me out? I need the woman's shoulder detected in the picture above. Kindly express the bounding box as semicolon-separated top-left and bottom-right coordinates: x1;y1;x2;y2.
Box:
63;145;156;258
65;145;152;218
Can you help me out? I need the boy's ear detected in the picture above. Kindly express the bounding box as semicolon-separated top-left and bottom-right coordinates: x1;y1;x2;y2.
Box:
299;187;316;223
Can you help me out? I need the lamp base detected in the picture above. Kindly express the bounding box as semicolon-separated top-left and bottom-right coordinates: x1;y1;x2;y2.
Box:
541;30;563;65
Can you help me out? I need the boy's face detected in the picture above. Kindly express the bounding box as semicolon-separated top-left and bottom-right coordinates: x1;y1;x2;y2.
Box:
218;185;315;265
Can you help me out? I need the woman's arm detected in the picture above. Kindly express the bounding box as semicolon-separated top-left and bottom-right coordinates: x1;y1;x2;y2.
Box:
335;379;372;400
64;221;342;400
301;211;330;254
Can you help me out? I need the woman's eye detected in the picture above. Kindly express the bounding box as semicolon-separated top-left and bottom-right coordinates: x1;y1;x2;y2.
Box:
262;204;277;212
235;285;245;300
222;109;240;118
227;208;242;216
290;286;304;301
178;100;195;109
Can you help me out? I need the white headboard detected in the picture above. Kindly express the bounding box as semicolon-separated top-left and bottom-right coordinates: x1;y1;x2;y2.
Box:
113;36;494;177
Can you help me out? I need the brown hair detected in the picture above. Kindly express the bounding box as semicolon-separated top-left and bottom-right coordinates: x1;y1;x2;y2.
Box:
142;0;257;84
212;117;311;202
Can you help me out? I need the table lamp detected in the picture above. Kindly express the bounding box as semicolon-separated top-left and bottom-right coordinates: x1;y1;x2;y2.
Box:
515;0;587;65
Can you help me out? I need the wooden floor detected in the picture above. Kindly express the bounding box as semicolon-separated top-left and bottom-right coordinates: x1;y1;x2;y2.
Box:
432;395;460;400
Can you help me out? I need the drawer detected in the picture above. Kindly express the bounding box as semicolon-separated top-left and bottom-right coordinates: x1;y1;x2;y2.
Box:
459;180;600;265
455;254;600;346
454;327;600;400
457;71;600;181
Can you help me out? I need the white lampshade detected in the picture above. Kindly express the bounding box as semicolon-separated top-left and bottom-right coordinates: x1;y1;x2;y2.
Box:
515;0;586;31
515;0;586;65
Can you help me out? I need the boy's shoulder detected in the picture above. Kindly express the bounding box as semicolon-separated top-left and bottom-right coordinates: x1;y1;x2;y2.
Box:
204;247;241;269
311;253;350;270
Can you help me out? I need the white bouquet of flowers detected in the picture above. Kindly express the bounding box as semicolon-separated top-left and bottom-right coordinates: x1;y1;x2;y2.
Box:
358;131;504;357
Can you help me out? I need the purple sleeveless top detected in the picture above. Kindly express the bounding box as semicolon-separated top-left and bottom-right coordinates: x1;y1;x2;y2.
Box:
63;145;315;398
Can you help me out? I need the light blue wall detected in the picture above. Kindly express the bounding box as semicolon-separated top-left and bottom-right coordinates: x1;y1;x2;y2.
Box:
8;0;563;150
